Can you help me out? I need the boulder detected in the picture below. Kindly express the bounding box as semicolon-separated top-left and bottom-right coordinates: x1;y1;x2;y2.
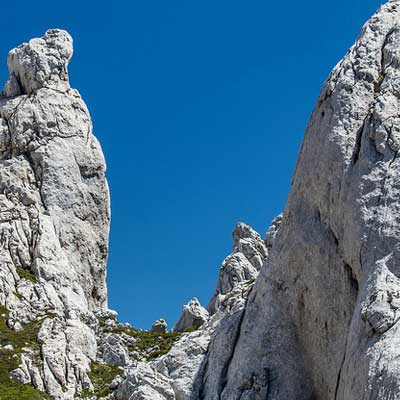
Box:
151;319;168;333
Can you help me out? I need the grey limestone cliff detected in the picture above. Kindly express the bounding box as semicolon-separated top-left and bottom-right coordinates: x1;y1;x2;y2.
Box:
198;2;400;399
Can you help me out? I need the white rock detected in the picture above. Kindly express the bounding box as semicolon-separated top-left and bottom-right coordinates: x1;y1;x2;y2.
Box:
264;212;283;249
174;298;209;332
0;28;109;399
3;29;73;96
151;319;168;333
207;222;267;315
101;333;130;367
198;2;400;399
114;362;175;400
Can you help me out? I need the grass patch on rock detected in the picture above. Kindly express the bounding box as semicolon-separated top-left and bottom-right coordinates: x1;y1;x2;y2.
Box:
16;268;37;284
184;326;198;333
112;325;181;361
0;306;49;399
81;362;121;398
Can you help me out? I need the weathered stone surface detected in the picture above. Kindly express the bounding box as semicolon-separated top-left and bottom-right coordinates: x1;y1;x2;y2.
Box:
0;29;110;314
232;222;267;270
174;298;209;332
201;2;400;400
207;222;267;314
101;333;131;367
0;28;110;400
151;319;168;333
264;213;282;249
114;362;175;400
153;327;211;400
3;29;73;96
38;317;95;398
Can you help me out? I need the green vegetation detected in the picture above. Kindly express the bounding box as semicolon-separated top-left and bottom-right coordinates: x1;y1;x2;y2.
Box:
111;325;181;361
0;306;49;400
81;318;183;398
184;326;198;333
16;268;37;284
81;362;121;398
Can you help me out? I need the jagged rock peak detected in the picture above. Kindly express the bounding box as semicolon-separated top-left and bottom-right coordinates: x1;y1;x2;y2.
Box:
207;222;267;314
151;319;168;333
232;222;267;269
264;213;282;248
174;298;209;332
0;29;110;312
3;29;73;96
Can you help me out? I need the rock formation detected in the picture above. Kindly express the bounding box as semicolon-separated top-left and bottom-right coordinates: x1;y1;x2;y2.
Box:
151;319;168;333
211;2;400;399
194;2;400;399
1;1;400;399
0;29;110;399
174;298;209;332
106;222;269;400
111;2;400;399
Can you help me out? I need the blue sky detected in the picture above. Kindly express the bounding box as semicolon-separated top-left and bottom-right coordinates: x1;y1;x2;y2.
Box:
0;1;383;328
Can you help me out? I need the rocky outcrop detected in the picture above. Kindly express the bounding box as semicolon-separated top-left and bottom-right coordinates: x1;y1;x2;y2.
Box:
264;213;282;249
0;29;110;399
174;298;209;332
200;2;400;400
114;222;271;400
114;362;175;400
0;28;109;314
151;319;168;333
207;222;267;314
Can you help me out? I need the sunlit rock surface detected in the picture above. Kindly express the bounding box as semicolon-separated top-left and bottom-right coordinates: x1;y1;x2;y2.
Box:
3;2;400;399
0;28;110;399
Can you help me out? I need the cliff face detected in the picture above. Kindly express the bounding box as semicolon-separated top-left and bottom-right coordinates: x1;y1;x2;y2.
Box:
202;2;400;399
2;2;400;400
217;2;400;399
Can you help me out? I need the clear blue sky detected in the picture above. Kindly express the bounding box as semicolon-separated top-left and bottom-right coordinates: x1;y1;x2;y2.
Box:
0;1;383;328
